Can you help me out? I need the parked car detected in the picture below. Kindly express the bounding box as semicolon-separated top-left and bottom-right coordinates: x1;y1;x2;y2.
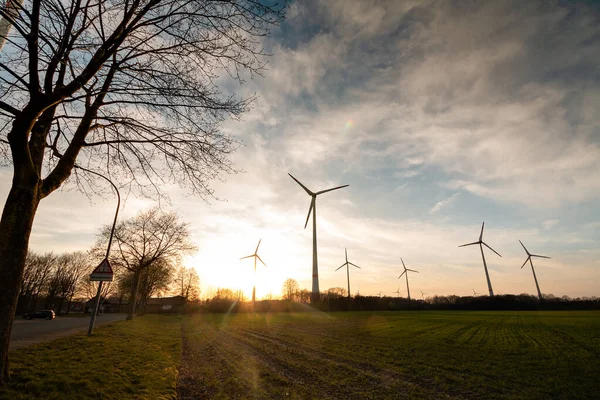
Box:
23;310;56;320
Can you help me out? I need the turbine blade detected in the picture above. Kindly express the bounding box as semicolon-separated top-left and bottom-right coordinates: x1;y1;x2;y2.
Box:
304;198;315;229
335;263;346;271
240;255;254;260
255;239;262;254
459;241;480;247
288;173;314;196
401;258;406;269
482;242;502;257
398;271;406;279
407;269;419;273
316;184;349;195
518;240;530;255
345;248;348;262
521;257;530;269
257;255;267;267
479;221;485;241
531;254;551;259
349;262;360;269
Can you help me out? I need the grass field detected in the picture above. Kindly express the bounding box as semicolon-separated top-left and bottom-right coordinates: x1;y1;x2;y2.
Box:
1;315;181;400
177;311;600;399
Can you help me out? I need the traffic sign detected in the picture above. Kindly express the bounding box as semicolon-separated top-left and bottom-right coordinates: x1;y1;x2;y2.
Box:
90;258;114;282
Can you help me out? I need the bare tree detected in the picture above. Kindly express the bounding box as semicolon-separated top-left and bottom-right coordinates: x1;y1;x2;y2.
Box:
0;1;285;381
282;278;299;301
120;258;174;314
173;266;200;301
96;208;196;320
45;252;89;315
18;250;55;312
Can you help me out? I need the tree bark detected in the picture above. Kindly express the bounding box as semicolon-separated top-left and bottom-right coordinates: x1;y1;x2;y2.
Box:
126;270;141;321
0;183;41;383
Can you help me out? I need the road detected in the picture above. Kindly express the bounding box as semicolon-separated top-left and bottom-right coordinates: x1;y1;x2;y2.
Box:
10;313;126;350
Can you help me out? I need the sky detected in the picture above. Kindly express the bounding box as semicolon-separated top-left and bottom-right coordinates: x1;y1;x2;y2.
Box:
1;0;599;300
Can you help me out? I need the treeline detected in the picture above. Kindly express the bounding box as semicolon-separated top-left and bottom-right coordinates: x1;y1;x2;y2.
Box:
17;209;201;317
186;292;600;314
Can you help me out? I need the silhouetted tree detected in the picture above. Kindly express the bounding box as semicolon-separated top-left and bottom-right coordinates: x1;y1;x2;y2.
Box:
282;278;299;301
173;266;201;301
95;208;195;321
0;0;285;382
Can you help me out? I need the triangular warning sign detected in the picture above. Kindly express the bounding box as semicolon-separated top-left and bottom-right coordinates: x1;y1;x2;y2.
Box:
92;258;113;274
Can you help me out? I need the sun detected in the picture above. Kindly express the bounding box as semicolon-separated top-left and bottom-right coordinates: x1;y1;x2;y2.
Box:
185;229;310;300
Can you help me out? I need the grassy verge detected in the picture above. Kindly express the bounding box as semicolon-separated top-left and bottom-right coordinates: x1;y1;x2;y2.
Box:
0;315;182;400
178;311;600;399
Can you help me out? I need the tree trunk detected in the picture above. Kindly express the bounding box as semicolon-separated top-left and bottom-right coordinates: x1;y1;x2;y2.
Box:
0;183;41;384
127;270;141;320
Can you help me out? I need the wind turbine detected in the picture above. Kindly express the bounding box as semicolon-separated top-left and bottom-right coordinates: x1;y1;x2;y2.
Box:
240;239;267;306
335;248;360;299
289;173;349;304
394;287;402;298
519;240;550;301
378;291;382;298
420;289;427;300
472;288;479;296
459;222;501;297
0;0;24;51
398;258;418;300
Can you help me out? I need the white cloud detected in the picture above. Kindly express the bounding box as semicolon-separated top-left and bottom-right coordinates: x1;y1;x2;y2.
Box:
543;219;559;230
430;193;459;214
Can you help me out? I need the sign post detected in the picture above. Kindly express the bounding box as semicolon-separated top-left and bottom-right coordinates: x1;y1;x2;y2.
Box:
82;166;121;336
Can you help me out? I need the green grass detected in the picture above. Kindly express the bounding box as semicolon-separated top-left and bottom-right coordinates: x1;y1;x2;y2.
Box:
0;315;182;400
178;311;600;399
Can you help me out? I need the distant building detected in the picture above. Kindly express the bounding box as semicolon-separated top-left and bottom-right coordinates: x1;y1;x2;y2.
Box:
145;296;186;314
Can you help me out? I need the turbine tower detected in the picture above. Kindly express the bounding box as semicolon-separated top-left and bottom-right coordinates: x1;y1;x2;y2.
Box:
0;0;24;51
289;173;349;304
459;222;501;297
398;258;418;300
335;248;360;299
240;239;267;306
519;240;550;301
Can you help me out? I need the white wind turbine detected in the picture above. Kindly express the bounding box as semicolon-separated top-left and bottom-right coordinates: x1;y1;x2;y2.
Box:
419;289;427;300
519;240;550;301
240;239;267;306
472;288;479;296
335;248;360;299
289;173;349;304
398;258;418;301
459;222;502;297
394;287;402;298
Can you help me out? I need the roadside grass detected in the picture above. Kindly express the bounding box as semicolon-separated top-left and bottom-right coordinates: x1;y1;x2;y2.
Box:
0;314;181;400
178;311;600;399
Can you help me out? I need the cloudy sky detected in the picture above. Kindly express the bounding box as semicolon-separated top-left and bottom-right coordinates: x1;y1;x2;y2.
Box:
1;0;599;299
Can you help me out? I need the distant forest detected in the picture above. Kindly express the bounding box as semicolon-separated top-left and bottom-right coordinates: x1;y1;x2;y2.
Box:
187;293;600;314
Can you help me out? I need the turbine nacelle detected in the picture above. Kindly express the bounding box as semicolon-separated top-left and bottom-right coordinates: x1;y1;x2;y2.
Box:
458;222;502;257
288;173;349;229
519;240;550;268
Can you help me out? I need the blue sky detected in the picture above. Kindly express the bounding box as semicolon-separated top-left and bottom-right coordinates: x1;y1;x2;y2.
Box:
1;0;599;298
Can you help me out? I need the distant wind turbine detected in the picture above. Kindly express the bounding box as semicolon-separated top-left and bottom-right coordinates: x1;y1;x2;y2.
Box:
335;248;360;299
472;288;479;296
394;287;402;298
289;173;349;304
398;258;418;300
519;240;550;301
459;222;501;297
240;239;267;306
420;289;427;300
378;291;382;298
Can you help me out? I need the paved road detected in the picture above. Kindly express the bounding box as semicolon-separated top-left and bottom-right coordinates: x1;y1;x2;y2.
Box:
10;313;126;350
